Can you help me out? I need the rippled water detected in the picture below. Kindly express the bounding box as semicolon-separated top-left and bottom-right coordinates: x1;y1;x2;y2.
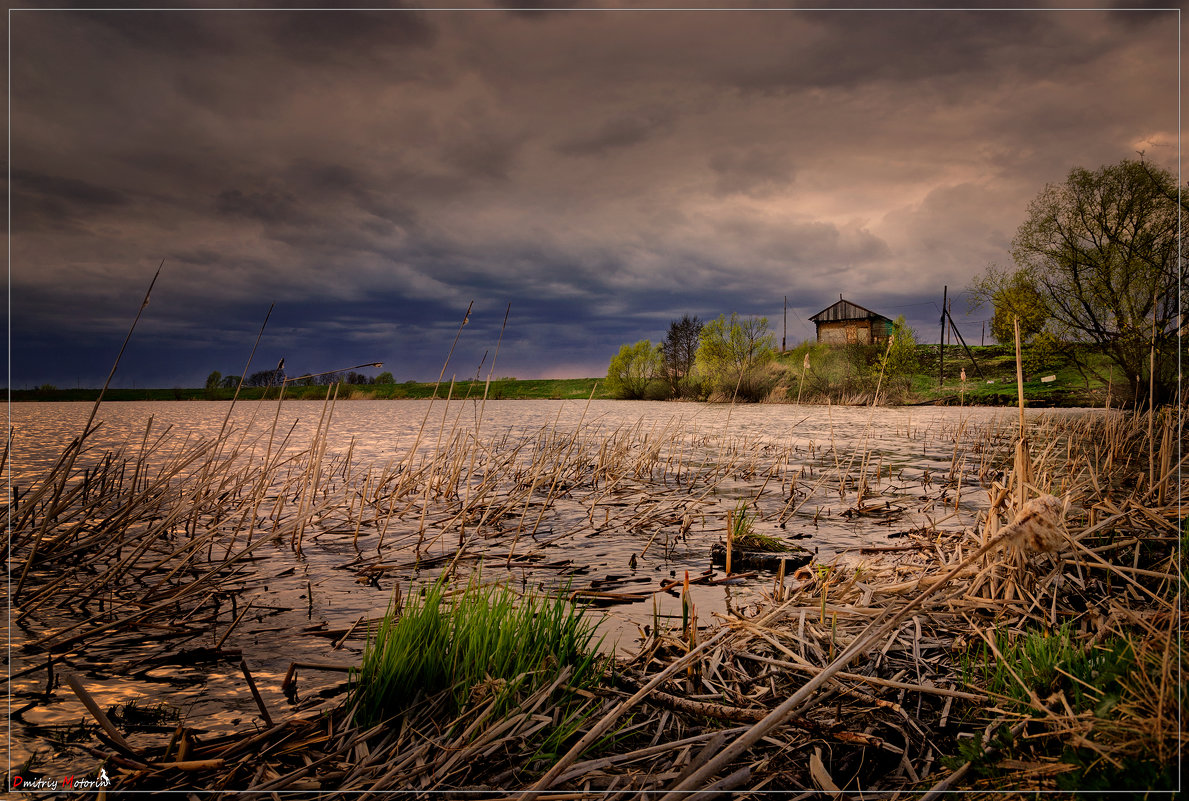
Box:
6;398;1091;776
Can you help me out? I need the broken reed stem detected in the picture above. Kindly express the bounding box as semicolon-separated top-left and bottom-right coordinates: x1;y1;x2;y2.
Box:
240;660;274;728
1013;316;1032;510
65;672;138;755
1014;316;1025;438
1148;294;1156;488
725;508;733;576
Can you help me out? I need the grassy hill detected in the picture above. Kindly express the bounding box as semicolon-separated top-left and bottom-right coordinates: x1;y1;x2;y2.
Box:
770;342;1118;408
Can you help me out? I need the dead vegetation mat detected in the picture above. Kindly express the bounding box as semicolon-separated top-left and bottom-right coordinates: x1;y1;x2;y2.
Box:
59;489;1182;799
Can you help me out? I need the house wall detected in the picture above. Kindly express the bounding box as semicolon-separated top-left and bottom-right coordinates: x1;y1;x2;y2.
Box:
817;320;873;344
816;319;894;345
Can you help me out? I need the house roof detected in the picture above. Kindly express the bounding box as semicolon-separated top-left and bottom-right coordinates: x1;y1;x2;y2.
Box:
808;298;892;324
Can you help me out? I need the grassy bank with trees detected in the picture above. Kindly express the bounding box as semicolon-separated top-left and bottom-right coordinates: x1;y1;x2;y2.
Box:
9;341;1134;408
602;307;1127;408
8;341;1139;408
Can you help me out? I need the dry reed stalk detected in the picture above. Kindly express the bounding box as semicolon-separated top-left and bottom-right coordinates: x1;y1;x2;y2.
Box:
1012;316;1028;507
293;384;339;553
28;501;321;653
394;302;474;503
204;302;274;479
416;378;456;543
16;265;165;600
528;383;600;538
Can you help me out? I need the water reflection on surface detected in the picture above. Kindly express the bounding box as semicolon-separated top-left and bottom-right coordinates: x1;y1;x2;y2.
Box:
7;398;1090;775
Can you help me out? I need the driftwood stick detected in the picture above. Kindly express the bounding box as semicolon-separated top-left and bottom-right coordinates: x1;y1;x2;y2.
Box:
240;660;273;728
215;598;255;651
65;672;138;755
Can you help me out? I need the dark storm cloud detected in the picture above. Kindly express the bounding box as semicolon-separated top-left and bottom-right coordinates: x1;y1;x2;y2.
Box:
708;10;1104;96
271;7;438;60
493;1;587;16
11;169;130;231
1106;3;1181;23
74;9;238;56
443;130;524;182
708;148;796;198
215;188;304;225
555;108;676;157
7;6;1180;387
281;161;420;228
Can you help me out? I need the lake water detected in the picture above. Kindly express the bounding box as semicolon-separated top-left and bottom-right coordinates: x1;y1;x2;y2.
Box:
6;398;1094;775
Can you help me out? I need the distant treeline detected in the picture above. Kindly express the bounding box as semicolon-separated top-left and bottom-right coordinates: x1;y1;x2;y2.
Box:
11;377;608;403
203;368;396;389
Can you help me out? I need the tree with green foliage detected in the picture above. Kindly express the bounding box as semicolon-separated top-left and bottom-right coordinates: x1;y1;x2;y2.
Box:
695;313;776;401
205;370;223;390
969;266;1049;344
375;371;395;384
605;340;663;399
877;315;919;394
1011;158;1181;402
661;314;702;398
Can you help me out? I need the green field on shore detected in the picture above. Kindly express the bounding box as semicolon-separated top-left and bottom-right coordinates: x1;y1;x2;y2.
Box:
10;344;1123;407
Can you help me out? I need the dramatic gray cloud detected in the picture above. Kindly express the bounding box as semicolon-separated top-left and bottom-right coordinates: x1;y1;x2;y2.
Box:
7;3;1181;388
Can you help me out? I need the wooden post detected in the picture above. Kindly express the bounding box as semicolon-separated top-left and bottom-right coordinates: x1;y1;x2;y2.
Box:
939;285;947;388
782;295;787;353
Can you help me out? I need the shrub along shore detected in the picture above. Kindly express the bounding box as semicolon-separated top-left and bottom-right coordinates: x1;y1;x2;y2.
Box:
10;345;1137;408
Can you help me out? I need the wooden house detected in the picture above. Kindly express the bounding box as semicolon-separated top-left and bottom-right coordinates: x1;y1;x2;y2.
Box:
809;297;893;346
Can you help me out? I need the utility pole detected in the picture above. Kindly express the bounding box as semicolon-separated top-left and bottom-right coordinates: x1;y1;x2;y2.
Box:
939;285;947;388
981;321;985;347
782;296;787;353
946;307;986;379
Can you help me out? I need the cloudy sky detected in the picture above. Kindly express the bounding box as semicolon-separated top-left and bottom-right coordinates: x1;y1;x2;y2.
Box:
7;2;1181;388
